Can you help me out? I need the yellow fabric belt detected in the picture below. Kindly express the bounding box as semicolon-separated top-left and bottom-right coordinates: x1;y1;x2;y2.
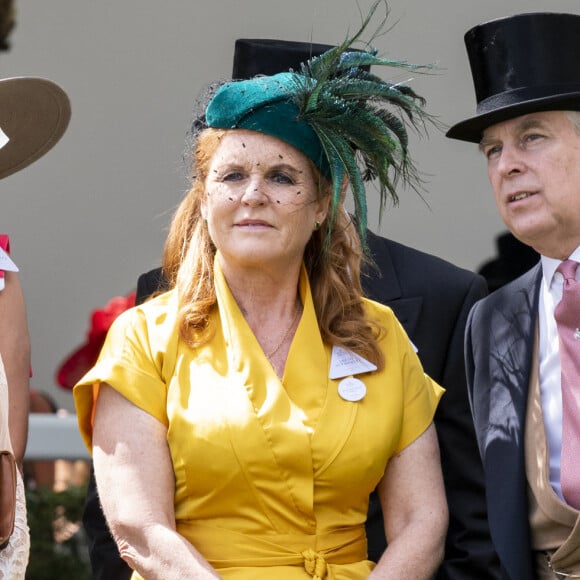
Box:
178;522;368;577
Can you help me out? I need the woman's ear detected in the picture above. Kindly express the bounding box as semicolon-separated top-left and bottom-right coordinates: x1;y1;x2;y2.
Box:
340;176;349;203
316;176;348;225
315;192;331;225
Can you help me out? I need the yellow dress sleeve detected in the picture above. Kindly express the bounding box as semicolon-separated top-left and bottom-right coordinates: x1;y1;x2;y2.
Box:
364;298;444;455
73;291;178;452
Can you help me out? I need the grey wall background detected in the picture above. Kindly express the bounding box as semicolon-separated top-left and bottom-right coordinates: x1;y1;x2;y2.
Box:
2;0;578;410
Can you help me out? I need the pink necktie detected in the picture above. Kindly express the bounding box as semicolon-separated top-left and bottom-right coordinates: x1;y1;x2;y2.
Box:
555;259;580;509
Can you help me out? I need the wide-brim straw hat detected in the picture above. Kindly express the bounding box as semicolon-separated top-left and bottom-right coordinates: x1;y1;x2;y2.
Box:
0;77;70;179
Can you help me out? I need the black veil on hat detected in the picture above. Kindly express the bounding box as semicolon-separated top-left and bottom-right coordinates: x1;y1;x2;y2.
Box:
446;12;580;143
0;77;70;179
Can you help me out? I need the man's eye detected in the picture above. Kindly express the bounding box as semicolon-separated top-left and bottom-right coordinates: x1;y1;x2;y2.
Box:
484;145;501;159
523;133;543;143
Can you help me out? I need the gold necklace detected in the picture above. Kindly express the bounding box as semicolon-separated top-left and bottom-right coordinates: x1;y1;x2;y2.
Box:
266;303;302;359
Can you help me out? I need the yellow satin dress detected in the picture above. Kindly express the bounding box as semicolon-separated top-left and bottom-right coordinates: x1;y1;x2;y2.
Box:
75;260;443;579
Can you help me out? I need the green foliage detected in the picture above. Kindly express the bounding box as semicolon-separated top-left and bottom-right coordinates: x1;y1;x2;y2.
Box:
25;485;90;580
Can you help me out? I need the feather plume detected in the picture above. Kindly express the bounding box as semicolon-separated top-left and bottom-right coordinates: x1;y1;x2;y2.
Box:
289;0;436;243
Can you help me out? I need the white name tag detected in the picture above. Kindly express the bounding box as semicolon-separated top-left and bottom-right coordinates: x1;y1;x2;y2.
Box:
0;248;18;273
329;345;377;379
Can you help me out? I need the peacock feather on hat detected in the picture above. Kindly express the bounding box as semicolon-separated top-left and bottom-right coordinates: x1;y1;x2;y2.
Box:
289;0;436;237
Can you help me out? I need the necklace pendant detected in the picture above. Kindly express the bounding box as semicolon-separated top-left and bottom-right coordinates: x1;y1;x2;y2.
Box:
574;328;580;340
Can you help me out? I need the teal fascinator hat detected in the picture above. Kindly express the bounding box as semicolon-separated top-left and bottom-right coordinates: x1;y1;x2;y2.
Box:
204;0;434;239
206;73;330;178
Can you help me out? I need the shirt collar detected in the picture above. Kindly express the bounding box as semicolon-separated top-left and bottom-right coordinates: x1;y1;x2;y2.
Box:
541;246;580;288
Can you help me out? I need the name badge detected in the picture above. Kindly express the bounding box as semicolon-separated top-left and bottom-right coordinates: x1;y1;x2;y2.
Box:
338;377;367;402
329;345;377;379
0;248;18;273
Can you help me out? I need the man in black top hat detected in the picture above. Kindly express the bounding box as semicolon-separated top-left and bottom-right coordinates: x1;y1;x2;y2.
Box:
83;38;497;579
447;11;580;579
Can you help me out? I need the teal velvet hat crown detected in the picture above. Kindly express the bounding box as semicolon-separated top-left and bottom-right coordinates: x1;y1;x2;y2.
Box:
205;72;330;178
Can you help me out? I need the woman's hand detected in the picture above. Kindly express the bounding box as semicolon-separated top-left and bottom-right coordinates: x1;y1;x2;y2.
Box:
93;384;222;579
368;423;448;579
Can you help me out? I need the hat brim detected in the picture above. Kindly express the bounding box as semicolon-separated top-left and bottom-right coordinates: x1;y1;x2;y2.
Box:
446;92;580;143
0;77;71;179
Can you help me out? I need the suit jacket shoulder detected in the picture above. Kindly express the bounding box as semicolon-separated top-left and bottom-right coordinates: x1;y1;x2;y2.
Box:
363;231;499;578
466;262;542;440
363;230;488;381
364;231;484;298
468;263;542;326
136;267;168;305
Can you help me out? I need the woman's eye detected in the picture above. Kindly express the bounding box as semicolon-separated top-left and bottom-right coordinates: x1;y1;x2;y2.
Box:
270;172;294;185
222;171;244;182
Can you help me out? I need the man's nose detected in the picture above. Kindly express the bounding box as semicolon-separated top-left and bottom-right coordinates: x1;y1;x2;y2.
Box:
497;144;526;176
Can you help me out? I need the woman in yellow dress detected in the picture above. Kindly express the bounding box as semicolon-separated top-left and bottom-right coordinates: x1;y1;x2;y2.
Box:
74;6;448;578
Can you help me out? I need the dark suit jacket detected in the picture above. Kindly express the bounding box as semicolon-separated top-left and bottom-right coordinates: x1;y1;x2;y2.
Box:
83;229;498;579
465;263;542;580
362;231;498;578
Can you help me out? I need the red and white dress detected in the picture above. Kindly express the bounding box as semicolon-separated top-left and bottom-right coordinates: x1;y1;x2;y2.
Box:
0;235;29;580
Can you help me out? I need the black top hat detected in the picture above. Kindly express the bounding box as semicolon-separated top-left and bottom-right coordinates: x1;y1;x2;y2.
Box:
446;12;580;143
232;39;334;79
232;38;370;80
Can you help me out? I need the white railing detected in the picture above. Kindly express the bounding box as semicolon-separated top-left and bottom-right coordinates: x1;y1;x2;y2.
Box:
25;413;90;460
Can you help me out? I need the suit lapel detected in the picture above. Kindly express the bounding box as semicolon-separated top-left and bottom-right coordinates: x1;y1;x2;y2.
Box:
383;297;423;338
362;232;423;337
486;266;540;450
480;264;542;579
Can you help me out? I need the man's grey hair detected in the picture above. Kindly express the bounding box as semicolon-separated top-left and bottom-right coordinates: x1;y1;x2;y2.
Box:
566;110;580;134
